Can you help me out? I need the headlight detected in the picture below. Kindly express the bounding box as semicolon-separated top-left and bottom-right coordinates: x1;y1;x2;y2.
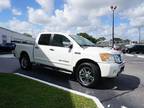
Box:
100;53;115;62
100;53;122;63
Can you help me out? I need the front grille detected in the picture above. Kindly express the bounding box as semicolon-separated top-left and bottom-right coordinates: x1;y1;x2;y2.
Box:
114;54;122;64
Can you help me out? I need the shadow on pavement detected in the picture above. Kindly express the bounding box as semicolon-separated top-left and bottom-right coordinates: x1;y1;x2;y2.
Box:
95;74;140;90
15;65;140;91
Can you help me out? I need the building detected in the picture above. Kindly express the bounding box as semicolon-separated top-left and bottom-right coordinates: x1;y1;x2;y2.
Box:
0;27;34;45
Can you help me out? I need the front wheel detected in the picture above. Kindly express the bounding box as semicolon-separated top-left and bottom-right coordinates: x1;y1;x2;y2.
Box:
20;54;32;70
76;62;100;87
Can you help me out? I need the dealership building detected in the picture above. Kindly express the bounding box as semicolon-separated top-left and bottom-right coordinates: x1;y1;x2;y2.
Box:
0;27;34;45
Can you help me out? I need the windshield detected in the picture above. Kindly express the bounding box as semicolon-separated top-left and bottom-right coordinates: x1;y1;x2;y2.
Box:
70;35;96;47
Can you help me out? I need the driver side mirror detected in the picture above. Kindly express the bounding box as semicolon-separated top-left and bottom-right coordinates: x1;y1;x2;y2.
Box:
63;42;73;49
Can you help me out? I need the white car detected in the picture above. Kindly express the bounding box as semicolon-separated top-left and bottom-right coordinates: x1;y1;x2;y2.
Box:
14;32;125;87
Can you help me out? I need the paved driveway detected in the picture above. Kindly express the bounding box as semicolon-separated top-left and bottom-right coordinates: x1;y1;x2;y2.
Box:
0;54;144;108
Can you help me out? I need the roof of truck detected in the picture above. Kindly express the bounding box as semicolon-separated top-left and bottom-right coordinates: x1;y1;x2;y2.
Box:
38;32;72;36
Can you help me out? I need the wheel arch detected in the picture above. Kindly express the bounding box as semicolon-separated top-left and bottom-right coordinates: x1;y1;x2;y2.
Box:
73;59;101;76
20;51;30;60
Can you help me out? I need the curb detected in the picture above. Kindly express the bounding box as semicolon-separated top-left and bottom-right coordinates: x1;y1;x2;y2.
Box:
15;73;104;108
124;54;134;57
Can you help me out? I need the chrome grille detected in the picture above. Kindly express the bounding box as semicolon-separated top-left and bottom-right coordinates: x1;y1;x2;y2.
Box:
114;54;122;64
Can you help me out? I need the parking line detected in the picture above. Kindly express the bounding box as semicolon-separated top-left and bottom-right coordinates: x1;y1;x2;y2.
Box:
15;73;104;108
0;54;15;58
137;55;144;59
125;54;134;57
125;54;144;59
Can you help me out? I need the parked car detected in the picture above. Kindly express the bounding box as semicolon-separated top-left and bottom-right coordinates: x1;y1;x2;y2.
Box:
122;44;144;54
14;32;125;87
0;43;16;52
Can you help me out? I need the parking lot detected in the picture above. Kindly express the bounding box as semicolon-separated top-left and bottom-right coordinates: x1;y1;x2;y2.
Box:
0;54;144;108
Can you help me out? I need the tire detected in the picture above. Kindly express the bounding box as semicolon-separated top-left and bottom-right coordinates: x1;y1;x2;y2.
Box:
76;62;100;87
19;54;32;70
136;51;139;54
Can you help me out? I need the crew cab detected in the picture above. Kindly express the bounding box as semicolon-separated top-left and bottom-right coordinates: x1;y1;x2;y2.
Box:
14;32;125;87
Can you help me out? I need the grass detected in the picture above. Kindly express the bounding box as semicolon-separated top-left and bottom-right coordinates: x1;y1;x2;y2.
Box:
0;74;97;108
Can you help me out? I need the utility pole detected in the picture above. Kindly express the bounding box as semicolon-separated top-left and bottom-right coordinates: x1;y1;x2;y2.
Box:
138;27;141;44
110;5;117;48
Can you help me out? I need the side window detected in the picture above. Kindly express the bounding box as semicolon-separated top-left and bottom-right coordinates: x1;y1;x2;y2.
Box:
142;45;144;50
137;45;140;50
38;34;51;45
133;45;137;49
51;34;70;47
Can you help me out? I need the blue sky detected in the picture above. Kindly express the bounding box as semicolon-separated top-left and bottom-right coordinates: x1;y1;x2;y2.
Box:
0;0;65;21
0;0;144;41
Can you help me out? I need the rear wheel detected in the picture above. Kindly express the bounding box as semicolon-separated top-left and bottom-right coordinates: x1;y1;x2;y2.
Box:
20;54;32;70
136;51;139;54
76;62;100;87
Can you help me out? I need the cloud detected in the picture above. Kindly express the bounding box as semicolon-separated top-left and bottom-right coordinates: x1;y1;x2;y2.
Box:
121;2;144;27
27;7;50;24
8;18;32;34
0;0;11;11
27;0;104;32
26;0;144;40
27;0;54;24
36;0;54;14
12;8;22;16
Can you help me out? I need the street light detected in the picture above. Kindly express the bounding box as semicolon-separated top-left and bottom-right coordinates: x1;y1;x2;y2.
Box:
138;27;141;44
110;5;117;48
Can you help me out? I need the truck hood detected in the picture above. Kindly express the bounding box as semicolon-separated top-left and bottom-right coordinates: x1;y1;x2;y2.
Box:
83;47;121;54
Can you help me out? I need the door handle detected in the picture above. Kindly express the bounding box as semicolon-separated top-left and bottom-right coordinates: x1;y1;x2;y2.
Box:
49;49;54;51
35;46;39;49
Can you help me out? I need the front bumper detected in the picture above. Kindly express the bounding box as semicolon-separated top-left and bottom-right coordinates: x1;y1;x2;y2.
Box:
98;62;125;78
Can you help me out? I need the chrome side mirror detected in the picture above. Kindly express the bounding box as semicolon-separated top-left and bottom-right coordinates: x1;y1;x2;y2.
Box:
63;42;73;49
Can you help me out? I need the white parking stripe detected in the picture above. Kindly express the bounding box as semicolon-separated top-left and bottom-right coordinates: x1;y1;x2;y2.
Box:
0;54;15;58
137;55;144;58
125;54;134;57
15;73;104;108
125;54;144;59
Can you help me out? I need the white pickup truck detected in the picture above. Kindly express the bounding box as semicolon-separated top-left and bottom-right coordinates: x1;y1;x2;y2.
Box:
14;32;125;87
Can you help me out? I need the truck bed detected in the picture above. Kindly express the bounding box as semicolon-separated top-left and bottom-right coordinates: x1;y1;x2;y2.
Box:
14;41;34;62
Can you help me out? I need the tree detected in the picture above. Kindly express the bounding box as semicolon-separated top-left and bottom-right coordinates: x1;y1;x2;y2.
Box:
123;39;130;43
115;38;122;42
110;38;123;43
77;33;97;44
97;37;106;42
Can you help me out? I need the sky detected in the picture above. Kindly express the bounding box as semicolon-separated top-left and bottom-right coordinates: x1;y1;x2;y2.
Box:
0;0;144;41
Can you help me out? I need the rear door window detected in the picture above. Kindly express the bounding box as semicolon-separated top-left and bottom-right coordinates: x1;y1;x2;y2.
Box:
38;34;51;45
51;34;70;47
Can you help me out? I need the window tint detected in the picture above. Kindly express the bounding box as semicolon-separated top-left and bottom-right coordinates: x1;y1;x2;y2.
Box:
38;34;51;45
138;45;144;49
51;34;70;47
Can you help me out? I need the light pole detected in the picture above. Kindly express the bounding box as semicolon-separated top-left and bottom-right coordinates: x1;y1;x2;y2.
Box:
138;27;141;44
110;5;117;48
137;25;144;44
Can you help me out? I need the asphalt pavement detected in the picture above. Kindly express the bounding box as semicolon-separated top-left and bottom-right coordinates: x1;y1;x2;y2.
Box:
0;54;144;108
